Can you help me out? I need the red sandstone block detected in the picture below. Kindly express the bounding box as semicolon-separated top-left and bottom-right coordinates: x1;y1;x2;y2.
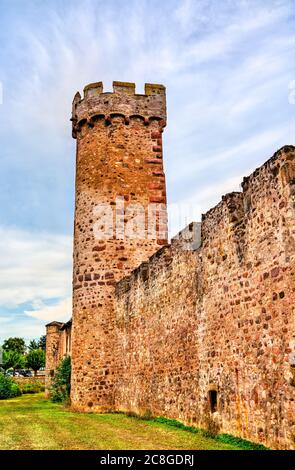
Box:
148;183;164;190
151;131;161;139
152;145;162;152
105;272;114;279
145;159;162;164
149;196;165;203
92;245;106;251
271;267;280;277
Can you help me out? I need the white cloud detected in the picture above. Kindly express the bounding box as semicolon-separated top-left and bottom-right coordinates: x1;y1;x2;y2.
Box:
25;297;71;323
0;226;72;308
3;0;292;137
0;317;47;344
168;173;243;236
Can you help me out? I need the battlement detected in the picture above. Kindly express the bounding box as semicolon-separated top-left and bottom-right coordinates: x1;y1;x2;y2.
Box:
72;81;166;138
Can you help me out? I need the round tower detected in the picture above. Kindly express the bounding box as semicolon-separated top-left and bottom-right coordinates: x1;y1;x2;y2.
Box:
71;81;168;411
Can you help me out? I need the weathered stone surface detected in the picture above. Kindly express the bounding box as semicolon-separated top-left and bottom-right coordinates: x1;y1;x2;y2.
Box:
45;321;71;395
70;81;168;412
46;81;295;449
115;146;295;450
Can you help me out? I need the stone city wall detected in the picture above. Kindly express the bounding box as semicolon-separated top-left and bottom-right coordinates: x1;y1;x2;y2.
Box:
114;146;295;449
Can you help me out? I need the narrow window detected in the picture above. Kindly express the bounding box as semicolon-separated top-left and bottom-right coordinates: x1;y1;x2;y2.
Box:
208;390;218;413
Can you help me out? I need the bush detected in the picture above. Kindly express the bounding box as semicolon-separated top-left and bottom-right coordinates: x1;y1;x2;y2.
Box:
50;356;71;403
19;381;45;394
10;382;22;397
0;374;21;399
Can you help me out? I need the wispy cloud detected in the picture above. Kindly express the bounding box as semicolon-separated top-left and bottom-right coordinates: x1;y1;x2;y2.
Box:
0;226;72;308
25;297;71;323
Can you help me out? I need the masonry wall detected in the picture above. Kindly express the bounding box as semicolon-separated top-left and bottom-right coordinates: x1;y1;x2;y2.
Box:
115;146;295;450
70;82;168;411
45;322;64;393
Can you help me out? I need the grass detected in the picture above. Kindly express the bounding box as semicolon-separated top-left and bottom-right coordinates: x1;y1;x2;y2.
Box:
152;417;268;450
0;393;261;450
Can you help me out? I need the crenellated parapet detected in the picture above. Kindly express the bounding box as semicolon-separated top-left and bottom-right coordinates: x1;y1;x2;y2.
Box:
71;81;166;138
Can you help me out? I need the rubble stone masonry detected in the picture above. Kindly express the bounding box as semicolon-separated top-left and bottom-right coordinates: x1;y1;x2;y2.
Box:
45;81;295;449
45;321;71;394
70;82;168;411
115;145;295;450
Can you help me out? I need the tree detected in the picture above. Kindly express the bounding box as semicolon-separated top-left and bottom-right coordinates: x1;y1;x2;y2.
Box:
28;336;46;352
2;350;26;375
2;337;26;354
26;349;45;376
38;335;46;351
50;356;71;403
28;340;39;352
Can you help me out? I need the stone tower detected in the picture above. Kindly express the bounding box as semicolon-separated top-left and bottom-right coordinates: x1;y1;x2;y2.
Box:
70;81;168;411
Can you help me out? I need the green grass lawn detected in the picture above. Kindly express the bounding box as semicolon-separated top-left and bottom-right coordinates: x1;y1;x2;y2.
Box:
0;393;247;450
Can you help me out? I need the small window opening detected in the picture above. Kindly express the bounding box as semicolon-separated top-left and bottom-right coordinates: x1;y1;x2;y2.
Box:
208;390;218;413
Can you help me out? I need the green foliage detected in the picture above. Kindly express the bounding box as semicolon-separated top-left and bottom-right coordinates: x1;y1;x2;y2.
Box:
50;356;71;403
2;337;26;354
0;374;22;399
152;416;269;450
2;350;26;374
28;340;39;351
10;382;22;397
26;349;45;375
38;335;46;352
28;336;46;352
216;433;269;450
20;382;45;394
153;416;200;434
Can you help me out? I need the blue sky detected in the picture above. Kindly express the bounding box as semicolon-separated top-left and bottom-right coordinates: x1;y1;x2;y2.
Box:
0;0;294;343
